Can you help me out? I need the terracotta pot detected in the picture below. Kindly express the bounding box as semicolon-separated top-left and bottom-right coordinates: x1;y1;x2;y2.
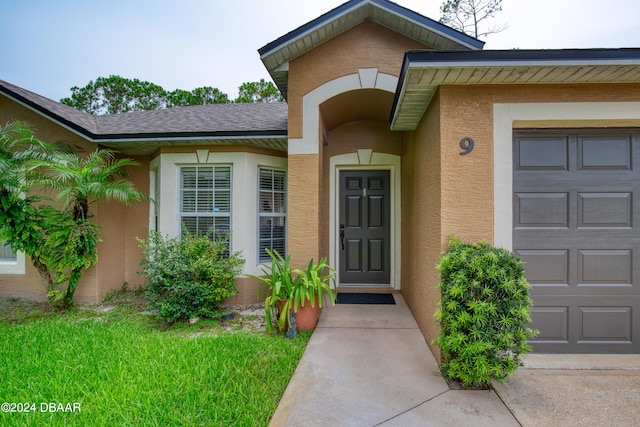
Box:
277;297;320;332
294;298;320;331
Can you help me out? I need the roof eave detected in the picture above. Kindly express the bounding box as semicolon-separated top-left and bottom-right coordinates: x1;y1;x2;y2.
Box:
98;133;290;156
92;129;288;141
390;49;640;131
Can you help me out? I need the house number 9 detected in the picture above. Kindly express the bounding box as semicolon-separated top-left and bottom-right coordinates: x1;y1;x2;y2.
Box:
459;137;474;155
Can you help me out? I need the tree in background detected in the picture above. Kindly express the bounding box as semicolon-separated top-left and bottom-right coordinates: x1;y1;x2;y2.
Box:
61;76;283;115
440;0;508;39
166;86;229;108
60;76;168;115
235;78;284;103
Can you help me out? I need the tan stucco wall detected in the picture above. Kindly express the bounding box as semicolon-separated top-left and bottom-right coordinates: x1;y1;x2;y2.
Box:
93;157;150;301
286;21;428;269
439;82;640;243
288;154;321;267
287;21;430;138
404;83;640;360
400;92;442;359
0;94;150;303
227;277;261;306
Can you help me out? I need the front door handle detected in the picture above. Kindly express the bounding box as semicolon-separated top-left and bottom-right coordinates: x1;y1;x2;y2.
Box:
340;224;345;251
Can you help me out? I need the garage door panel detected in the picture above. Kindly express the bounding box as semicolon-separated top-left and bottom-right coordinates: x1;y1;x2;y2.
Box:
515;193;568;228
578;250;633;286
516;244;639;293
578;193;632;228
515;137;569;170
529;306;569;343
514;129;640;353
579;136;632;170
517;249;569;285
529;296;639;352
579;306;632;343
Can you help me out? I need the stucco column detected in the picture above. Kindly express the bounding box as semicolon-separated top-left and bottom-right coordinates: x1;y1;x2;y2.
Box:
287;153;320;268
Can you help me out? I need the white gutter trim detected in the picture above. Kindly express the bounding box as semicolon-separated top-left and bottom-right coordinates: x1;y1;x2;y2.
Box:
407;58;640;69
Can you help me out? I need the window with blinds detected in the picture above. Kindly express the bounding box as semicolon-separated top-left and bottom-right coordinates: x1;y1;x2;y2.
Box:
0;240;16;261
258;168;286;262
180;166;232;241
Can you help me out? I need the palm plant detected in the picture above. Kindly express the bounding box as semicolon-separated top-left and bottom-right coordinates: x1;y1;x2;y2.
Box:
37;148;145;221
34;148;147;307
1;123;148;308
0;122;56;290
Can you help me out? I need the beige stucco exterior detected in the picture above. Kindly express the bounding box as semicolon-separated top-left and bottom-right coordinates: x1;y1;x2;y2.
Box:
287;21;430;139
286;21;429;268
401;83;640;358
0;94;151;302
401;92;443;357
2;0;639;360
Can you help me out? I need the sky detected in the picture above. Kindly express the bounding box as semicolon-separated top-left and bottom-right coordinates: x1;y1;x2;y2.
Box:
1;0;639;102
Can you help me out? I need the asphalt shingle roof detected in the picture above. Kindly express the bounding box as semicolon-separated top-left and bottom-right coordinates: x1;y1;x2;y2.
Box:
0;79;99;133
0;79;288;143
95;102;288;137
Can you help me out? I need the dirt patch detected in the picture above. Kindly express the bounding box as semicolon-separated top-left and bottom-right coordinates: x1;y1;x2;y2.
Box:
0;298;53;322
217;304;267;332
1;291;268;334
444;376;491;390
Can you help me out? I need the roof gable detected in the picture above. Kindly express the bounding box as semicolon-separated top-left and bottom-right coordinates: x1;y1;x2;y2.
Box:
259;0;483;99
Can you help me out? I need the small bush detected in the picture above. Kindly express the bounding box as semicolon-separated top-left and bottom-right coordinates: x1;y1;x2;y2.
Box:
434;236;538;389
139;230;245;323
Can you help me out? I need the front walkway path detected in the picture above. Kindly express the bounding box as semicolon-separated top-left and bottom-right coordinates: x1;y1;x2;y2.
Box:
269;294;518;426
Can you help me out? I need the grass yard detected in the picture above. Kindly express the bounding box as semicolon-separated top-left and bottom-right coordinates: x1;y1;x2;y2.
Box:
0;291;310;426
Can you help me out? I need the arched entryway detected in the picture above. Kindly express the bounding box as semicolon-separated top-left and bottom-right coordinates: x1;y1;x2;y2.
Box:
295;71;402;289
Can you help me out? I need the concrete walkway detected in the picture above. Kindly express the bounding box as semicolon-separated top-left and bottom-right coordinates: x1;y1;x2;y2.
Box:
270;293;640;426
493;354;640;426
269;294;518;426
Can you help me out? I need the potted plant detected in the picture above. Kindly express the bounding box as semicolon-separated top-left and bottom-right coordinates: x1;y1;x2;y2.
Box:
292;257;336;331
247;249;336;335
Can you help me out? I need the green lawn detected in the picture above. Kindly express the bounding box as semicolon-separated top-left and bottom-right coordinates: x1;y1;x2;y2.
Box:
0;293;309;426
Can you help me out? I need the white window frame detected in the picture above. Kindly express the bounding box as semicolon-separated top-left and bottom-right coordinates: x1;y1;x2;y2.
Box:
178;164;233;243
0;240;25;275
257;167;287;262
152;150;287;275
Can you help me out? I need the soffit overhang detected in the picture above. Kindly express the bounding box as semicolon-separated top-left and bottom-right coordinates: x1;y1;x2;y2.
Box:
390;48;640;131
96;134;289;156
259;0;483;100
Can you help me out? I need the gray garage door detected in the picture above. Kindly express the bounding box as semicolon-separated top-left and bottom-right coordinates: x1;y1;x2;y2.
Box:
513;129;640;353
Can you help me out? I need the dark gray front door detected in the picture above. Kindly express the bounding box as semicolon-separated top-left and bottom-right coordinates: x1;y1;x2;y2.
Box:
339;170;391;284
513;129;640;353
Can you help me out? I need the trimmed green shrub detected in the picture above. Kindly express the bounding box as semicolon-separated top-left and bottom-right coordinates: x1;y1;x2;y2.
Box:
434;236;538;389
138;230;245;323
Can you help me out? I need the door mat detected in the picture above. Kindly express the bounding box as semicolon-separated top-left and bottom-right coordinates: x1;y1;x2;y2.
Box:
336;293;396;305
